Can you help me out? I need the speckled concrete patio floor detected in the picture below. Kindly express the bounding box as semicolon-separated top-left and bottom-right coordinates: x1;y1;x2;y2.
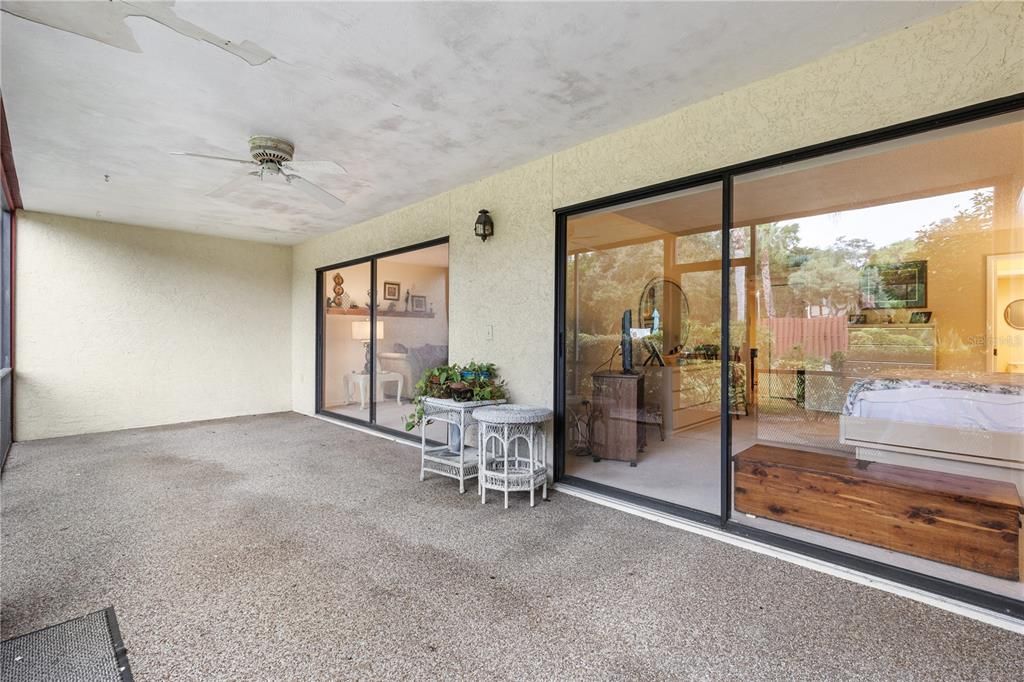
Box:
2;413;1021;680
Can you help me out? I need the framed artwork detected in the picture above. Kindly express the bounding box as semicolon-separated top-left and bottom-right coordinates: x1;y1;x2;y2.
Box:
411;295;427;312
847;314;867;325
383;281;401;301
909;311;932;324
860;260;927;309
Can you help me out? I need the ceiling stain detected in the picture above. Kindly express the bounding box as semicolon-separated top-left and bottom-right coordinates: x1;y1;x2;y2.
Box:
2;0;274;66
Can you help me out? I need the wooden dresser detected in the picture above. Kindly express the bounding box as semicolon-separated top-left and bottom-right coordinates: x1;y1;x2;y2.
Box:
648;361;720;433
591;372;644;466
846;323;936;375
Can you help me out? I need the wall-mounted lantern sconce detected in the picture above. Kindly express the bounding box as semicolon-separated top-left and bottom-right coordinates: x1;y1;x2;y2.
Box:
474;209;494;242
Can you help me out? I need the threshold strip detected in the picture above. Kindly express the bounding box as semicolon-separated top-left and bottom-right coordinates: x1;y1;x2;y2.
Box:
313;413;419;449
553;482;1024;635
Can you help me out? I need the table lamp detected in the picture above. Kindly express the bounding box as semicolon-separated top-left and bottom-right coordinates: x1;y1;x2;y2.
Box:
352;319;384;374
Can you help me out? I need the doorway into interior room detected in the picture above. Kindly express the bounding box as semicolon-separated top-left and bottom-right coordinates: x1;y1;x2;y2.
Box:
987;253;1024;373
316;239;450;442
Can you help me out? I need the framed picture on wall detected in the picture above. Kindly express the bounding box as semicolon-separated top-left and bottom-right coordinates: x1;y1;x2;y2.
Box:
909;311;932;323
860;260;927;309
383;281;401;301
411;295;427;312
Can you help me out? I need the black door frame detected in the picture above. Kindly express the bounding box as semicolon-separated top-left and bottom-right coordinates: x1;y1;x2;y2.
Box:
553;92;1024;619
315;236;450;443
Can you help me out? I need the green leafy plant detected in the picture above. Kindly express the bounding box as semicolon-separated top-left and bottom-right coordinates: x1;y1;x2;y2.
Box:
403;362;508;431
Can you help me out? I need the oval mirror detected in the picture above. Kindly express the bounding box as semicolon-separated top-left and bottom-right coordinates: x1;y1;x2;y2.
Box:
639;277;690;352
1005;298;1024;330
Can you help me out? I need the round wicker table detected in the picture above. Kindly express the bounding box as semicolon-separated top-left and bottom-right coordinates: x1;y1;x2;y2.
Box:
472;404;553;508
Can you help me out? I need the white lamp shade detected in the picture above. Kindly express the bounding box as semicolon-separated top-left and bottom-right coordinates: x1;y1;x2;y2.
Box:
352;319;384;341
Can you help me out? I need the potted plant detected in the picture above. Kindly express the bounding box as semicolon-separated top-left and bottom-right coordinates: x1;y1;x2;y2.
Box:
403;362;508;439
403;364;460;432
464;360;497;382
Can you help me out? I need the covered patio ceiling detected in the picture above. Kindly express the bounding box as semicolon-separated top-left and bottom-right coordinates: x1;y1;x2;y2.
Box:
0;1;960;243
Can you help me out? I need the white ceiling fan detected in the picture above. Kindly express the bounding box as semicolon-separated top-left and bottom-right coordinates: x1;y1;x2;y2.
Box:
171;136;347;211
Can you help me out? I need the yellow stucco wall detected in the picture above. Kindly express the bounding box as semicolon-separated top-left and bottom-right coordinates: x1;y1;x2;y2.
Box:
16;212;293;440
292;1;1024;438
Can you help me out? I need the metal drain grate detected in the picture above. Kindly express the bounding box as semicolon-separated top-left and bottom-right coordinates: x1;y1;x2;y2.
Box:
1;608;132;682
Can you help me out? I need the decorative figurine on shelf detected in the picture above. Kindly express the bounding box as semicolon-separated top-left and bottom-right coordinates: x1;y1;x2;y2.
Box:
387;301;397;312
326;296;333;308
404;289;410;312
332;272;345;307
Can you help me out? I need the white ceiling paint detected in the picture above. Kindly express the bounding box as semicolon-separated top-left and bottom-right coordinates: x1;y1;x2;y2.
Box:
1;1;960;244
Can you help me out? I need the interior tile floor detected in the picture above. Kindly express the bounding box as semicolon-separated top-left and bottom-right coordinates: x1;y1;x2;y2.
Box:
2;413;1022;680
325;398;448;441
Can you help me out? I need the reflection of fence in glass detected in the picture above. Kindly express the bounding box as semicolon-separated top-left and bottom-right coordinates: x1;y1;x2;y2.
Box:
766;317;848;366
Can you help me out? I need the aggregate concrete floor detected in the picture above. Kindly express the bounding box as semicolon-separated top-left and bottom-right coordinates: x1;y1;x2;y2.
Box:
1;412;1022;680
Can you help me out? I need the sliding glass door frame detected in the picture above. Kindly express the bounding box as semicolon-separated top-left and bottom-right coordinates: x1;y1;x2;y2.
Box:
552;93;1024;619
315;236;449;442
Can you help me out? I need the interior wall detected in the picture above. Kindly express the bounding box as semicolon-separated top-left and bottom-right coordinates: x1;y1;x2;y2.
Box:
293;1;1023;457
995;272;1024;373
322;264;371;407
15;211;292;440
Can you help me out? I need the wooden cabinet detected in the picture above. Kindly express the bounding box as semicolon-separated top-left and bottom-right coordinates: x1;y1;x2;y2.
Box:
591;372;644;466
846;324;936;374
646;361;720;433
735;444;1023;580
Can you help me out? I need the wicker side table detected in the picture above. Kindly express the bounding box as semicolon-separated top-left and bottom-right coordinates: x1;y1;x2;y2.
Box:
473;404;552;508
420;397;506;493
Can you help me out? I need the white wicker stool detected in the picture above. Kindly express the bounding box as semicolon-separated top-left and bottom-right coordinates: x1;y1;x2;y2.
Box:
473;405;552;508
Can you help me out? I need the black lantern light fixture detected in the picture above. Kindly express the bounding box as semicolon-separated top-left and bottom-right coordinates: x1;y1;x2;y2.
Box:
474;209;494;242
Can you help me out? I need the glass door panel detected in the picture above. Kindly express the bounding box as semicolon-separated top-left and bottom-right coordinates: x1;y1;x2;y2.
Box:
564;182;723;513
730;110;1024;601
373;243;450;442
321;261;373;422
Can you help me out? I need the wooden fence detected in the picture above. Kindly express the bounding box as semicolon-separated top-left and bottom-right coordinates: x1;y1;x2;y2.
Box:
766;316;847;361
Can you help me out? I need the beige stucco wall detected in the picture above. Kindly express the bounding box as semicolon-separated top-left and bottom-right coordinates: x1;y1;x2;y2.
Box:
291;2;1023;463
13;3;1019;443
15;212;293;440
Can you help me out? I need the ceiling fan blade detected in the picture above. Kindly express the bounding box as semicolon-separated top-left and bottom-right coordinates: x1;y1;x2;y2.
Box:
207;171;258;198
171;152;254;165
281;160;348;174
285;174;346;211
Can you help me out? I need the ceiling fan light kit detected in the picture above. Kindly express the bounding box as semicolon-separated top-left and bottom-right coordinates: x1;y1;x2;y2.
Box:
171;136;347;211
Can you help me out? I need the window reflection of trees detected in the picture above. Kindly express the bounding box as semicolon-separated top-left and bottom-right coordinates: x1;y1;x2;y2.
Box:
756;189;994;371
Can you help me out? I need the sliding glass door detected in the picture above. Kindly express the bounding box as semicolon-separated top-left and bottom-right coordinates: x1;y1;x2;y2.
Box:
373;244;449;440
318;239;449;440
556;101;1024;613
563;182;724;515
320;260;374;422
730;110;1024;602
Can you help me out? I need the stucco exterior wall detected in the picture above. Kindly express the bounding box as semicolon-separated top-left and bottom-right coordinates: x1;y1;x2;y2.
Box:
291;1;1024;449
16;212;292;440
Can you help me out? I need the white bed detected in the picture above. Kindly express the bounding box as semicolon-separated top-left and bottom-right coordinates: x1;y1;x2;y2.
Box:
839;373;1024;491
